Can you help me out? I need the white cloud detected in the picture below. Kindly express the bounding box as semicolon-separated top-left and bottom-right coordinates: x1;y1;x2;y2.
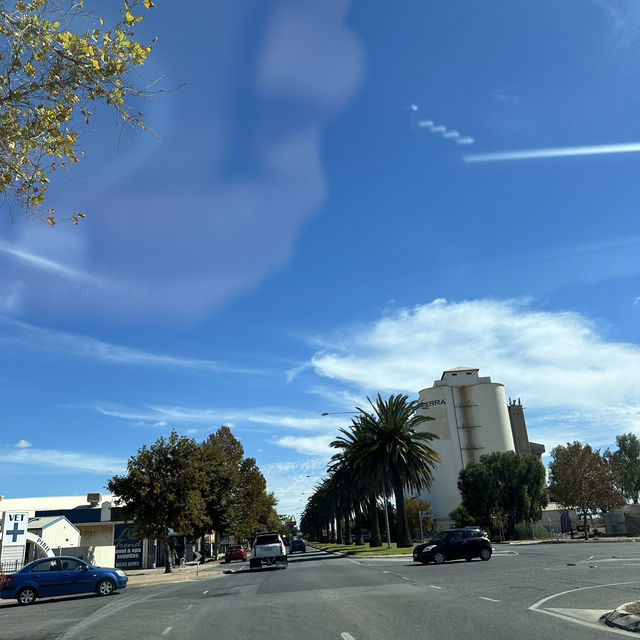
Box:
633;297;640;306
463;142;640;162
274;435;335;456
1;318;265;376
96;403;346;432
262;458;327;474
0;240;110;287
430;125;446;133
15;439;32;448
456;136;475;145
154;421;168;427
0;446;124;475
307;298;640;451
417;120;434;128
442;130;460;138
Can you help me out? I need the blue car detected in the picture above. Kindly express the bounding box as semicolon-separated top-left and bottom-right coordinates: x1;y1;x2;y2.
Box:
289;538;306;553
1;556;128;605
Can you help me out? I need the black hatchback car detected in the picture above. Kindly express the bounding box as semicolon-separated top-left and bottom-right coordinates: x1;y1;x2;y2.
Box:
413;528;492;564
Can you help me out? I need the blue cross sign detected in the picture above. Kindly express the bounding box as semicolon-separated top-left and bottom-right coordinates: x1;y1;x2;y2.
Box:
6;521;25;543
2;512;28;547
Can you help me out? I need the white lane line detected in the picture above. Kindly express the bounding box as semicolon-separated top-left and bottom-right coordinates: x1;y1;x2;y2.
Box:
430;585;442;590
401;576;411;581
202;590;208;595
478;597;500;602
341;633;356;640
348;559;363;565
161;627;173;636
586;555;594;561
186;604;193;610
382;570;390;574
529;580;640;638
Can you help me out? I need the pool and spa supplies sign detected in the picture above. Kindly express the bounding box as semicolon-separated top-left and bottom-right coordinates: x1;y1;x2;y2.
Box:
114;524;144;569
1;512;28;546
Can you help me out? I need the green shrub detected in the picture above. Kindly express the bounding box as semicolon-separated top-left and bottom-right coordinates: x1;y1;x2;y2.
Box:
513;522;552;540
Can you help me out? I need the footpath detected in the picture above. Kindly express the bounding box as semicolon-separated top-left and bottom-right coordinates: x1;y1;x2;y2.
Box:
126;559;244;587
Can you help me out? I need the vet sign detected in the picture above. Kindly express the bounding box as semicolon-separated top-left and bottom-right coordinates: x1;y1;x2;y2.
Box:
1;512;28;547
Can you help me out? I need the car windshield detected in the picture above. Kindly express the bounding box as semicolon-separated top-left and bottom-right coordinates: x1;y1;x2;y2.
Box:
2;2;637;639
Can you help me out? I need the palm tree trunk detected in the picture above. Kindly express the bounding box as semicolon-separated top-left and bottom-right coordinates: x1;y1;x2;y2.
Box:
393;477;412;547
354;504;365;545
368;492;383;547
337;516;343;544
344;510;352;545
330;518;336;543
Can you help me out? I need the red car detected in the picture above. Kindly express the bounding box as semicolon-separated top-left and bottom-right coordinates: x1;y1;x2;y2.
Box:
224;545;247;563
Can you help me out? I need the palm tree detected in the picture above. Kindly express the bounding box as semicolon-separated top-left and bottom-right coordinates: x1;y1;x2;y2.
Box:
353;394;440;548
330;421;385;547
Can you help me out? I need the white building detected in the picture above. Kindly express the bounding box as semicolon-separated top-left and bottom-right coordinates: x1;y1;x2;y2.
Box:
414;367;543;529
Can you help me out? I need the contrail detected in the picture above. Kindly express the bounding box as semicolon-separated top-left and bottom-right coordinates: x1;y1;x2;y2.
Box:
463;142;640;163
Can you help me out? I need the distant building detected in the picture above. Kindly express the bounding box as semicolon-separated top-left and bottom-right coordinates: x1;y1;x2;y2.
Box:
414;367;545;529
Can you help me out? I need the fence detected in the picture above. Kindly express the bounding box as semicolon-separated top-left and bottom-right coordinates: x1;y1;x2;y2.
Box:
0;559;24;574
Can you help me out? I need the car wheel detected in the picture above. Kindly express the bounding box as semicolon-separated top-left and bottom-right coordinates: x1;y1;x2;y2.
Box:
480;548;492;561
433;552;445;565
17;587;37;606
96;578;115;596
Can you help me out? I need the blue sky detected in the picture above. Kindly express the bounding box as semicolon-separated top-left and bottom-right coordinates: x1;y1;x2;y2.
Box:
2;0;640;520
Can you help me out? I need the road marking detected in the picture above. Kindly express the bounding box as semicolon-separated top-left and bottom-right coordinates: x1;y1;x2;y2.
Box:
202;590;208;595
529;580;640;637
341;634;356;640
348;559;363;565
161;627;173;636
586;555;594;561
478;597;500;602
430;585;442;590
186;604;193;610
401;576;411;581
58;591;157;639
382;570;390;574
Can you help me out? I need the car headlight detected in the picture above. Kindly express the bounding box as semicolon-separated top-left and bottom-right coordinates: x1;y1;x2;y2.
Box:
116;569;126;577
423;545;435;551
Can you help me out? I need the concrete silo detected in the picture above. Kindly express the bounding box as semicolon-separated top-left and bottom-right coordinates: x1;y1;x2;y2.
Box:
414;367;516;530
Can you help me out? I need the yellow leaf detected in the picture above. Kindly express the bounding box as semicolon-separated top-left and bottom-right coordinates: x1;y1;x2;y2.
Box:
99;16;104;25
144;0;155;7
47;216;55;227
91;58;100;70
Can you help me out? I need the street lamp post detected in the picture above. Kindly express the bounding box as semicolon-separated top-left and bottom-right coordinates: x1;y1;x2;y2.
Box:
382;493;392;549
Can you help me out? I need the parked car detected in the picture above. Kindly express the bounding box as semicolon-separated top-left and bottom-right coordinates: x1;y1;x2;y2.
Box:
413;529;492;564
290;538;306;553
0;556;127;605
224;545;247;563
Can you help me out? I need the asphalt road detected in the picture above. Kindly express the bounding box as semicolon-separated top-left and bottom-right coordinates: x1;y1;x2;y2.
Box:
2;542;640;640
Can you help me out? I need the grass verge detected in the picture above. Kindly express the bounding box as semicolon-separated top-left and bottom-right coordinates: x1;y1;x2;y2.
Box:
309;542;414;556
